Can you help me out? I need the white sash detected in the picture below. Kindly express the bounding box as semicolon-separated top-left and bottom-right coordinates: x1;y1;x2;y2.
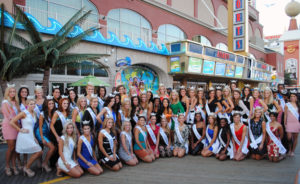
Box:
195;105;206;122
266;122;287;155
205;126;219;154
136;126;147;143
216;106;231;122
286;102;299;120
248;119;263;149
104;107;113;119
121;131;132;146
34;105;41;120
62;136;74;154
188;109;195;124
159;128;169;146
175;122;188;153
98;97;104;109
87;107;97;126
278;96;285;111
24;109;36;127
146;125;157;145
192;124;206;145
75;107;83;120
217;128;234;159
101;129;114;153
205;102;211;115
56;110;67;127
230;123;249;154
2;100;18;115
239;100;249;116
40;112;51;129
20;103;26;111
80;135;93;157
133;114;138;123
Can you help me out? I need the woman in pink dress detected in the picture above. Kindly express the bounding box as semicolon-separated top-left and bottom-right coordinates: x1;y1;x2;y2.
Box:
1;84;20;176
284;90;300;156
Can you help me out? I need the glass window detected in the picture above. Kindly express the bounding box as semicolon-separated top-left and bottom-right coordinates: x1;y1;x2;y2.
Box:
94;64;108;77
216;43;228;51
107;9;152;45
81;61;93;76
51;65;65;75
67;64;81;76
157;24;186;46
192;35;212;47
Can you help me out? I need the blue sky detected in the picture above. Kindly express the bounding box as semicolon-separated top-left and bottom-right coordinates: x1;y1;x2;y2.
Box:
256;0;300;36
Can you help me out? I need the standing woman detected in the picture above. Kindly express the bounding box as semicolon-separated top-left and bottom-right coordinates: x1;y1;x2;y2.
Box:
133;116;155;163
130;95;141;128
72;95;87;135
118;98;131;127
158;83;169;101
179;86;190;120
68;87;78;111
97;86;106;111
205;87;223;118
96;94;116;125
190;112;206;155
116;85;128;103
161;98;173;125
230;112;249;161
216;118;233;161
284;89;300;156
52;86;61;108
196;88;206;122
49;96;70;167
82;94;100;134
188;87;197;124
263;87;282;119
1;84;20;176
232;89;249;124
248;107;267;160
170;90;185;129
146;89;153;104
35;96;56;172
229;80;237;92
139;92;150;120
173;114;189;158
201;113;219;157
158;115;172;157
57;121;83;178
118;119;139;166
250;88;268;117
10;97;42;177
151;95;162;123
216;86;230;118
77;122;103;175
18;85;29;111
146;114;160;158
34;85;44;118
85;83;95;106
98;118;122;171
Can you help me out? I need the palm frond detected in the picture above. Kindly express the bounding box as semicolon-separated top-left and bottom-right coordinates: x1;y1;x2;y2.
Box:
0;49;7;63
0;3;5;52
54;53;102;66
0;57;21;80
8;12;19;45
8;30;32;48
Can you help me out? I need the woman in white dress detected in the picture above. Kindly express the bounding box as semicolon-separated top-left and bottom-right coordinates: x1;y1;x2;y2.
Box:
10;97;42;177
57;121;83;178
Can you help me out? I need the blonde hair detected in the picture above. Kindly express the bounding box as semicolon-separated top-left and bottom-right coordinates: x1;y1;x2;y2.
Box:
62;121;77;148
158;85;166;96
223;86;232;100
4;86;20;111
263;88;274;105
170;90;179;104
76;96;87;110
121;120;132;133
121;98;131;118
90;96;98;104
252;107;263;119
160;116;170;134
34;87;43;94
103;117;114;130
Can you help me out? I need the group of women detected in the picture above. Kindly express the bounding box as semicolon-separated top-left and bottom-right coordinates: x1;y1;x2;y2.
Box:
1;80;299;178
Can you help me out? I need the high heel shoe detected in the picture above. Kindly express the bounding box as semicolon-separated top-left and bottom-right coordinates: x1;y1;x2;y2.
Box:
5;167;12;176
12;167;19;175
23;167;35;177
17;165;23;170
42;164;52;173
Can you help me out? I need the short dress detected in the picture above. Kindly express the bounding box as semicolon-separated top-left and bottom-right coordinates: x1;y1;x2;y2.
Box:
99;130;120;167
267;126;280;157
78;135;97;169
147;124;160;155
249;119;267;155
57;136;77;172
286;105;300;133
1;100;18;140
35;112;51;144
118;131;136;162
174;125;189;149
205;127;219;153
133;128;148;158
234;124;249;151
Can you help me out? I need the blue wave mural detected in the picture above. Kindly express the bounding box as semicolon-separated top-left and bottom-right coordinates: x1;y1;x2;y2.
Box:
0;10;170;56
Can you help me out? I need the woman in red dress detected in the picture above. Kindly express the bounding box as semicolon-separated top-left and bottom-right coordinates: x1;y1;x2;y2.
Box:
146;114;160;159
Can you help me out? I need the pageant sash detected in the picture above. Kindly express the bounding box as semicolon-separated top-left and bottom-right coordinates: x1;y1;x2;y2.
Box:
192;124;206;145
136;126;147;143
159;128;169;146
56;110;67;127
195;105;206;122
217;128;234;159
248;119;263;149
205;126;219;154
230;123;249;154
75;107;83;120
121;131;132;145
87;107;97;126
101;129;114;152
286;102;299;120
146;125;157;144
266;122;287;155
80;135;93;157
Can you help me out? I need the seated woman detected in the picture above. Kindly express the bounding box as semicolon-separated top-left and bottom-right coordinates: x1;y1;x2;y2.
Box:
201;113;219;157
57;121;83;178
173;114;189;158
159;115;172;158
98;118;122;171
146;113;160;159
77;122;103;175
230;112;249;161
216;118;233;161
133;116;155;163
190;112;206;155
118;119;139;166
249;107;267;160
266;111;286;162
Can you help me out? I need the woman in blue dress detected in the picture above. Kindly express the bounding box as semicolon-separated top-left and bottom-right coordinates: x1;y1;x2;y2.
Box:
201;113;219;157
35;96;56;172
77;122;103;175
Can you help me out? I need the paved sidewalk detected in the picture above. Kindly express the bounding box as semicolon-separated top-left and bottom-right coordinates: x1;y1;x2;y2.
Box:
0;141;299;184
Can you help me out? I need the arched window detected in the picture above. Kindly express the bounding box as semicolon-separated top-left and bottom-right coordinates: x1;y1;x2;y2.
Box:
107;9;152;45
216;43;228;51
157;24;186;46
24;0;99;29
192;35;212;46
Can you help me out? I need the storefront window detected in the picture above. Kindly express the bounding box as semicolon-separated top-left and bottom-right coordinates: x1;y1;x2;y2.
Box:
192;35;212;47
81;61;93;76
157;24;186;46
216;43;228;51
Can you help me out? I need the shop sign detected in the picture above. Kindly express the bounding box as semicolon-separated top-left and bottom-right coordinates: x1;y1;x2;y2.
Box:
188;57;202;73
202;60;215;75
170;56;181;73
204;47;236;62
215;63;226;76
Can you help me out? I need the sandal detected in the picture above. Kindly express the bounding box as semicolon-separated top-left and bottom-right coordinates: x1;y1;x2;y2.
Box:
5;167;12;176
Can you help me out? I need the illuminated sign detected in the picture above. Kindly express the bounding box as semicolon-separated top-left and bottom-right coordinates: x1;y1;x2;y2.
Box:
204;47;236;62
170;57;180;73
233;0;247;52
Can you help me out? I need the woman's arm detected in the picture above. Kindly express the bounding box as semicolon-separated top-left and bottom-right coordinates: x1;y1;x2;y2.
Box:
249;97;254;117
224;131;231;151
199;123;206;142
38;115;46;144
278;123;284;140
284;105;288;127
96;108;107;124
227;98;234;113
77;139;89;164
273;100;282;114
58;138;68;166
134;128;145;150
215;102;223;114
259;99;268;113
147;102;153;120
185;98;190;119
71;109;80;136
222;100;231;113
9;112;26;131
155;127;160;151
50;112;60;142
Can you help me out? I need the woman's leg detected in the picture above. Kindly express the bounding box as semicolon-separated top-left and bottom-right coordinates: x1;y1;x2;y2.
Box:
287;132;293;155
42;142;56;166
6;140;16;168
66;167;82;178
292;133;299;154
26;151;42;169
177;149;185;158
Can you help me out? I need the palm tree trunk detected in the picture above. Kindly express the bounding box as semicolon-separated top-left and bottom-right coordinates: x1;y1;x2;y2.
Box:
0;79;7;97
42;66;50;95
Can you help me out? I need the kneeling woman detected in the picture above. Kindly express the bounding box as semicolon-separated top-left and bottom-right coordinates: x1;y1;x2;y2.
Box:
201;113;219;157
190;112;206;155
230;112;249;161
77;122;103;175
216;118;233;161
119;119;138;166
159;115;172;157
146;113;160;159
249;107;267;160
133;116;155;163
98;118;122;171
173;114;189;158
57;121;83;178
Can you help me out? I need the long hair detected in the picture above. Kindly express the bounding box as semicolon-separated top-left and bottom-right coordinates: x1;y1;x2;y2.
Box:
263;88;274;105
18;87;29;105
161;98;171;114
170;90;179;104
68;89;78;105
131;96;140;118
121;120;132;136
289;93;300;118
58;98;70;115
242;86;252;101
121;98;131;118
62;121;77;148
233;90;241;107
218;118;231;138
4;86;20;111
42;99;56;122
113;93;121;113
196;90;206;107
103;96;114;107
223;86;232;100
103;117;114;131
194;112;204;123
179;88;186;101
76;96;87;110
97;86;107;99
251;107;263;120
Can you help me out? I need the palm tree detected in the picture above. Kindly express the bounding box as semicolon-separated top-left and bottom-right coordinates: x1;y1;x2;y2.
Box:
1;5;107;95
